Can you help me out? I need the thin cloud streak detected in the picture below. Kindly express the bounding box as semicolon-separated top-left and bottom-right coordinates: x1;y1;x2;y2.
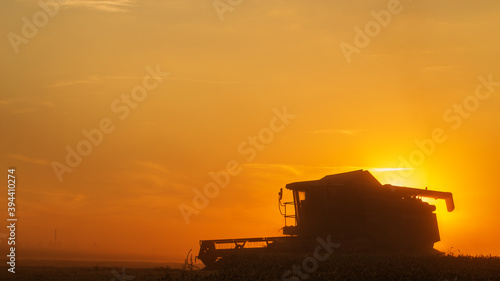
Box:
369;167;414;172
9;154;51;166
0;98;54;115
132;161;170;173
421;65;464;73
244;163;371;176
50;75;261;88
309;129;361;136
243;163;415;179
165;77;266;85
60;0;137;13
49;75;147;87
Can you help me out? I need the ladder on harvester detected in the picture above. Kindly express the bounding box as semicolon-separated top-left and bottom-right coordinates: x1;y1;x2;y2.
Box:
278;188;296;227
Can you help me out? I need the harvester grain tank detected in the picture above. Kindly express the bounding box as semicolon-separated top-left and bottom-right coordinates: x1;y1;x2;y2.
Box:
197;170;454;267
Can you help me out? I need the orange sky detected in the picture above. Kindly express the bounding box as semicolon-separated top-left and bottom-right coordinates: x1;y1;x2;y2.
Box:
1;0;500;263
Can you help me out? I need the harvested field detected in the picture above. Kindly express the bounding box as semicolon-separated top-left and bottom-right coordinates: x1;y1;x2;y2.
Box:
2;254;500;281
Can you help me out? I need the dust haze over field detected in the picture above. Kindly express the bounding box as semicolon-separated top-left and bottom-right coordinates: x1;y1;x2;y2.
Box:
1;0;500;278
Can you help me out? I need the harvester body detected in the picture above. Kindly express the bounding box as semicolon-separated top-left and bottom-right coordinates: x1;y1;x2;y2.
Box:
197;170;454;267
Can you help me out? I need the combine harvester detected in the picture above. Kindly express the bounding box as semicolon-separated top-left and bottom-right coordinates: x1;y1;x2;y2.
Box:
197;170;454;267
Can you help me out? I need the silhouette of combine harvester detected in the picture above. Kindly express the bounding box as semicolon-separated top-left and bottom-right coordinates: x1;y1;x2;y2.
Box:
197;170;455;267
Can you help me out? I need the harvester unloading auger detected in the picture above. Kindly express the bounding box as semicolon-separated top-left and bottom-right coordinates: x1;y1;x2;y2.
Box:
197;170;455;267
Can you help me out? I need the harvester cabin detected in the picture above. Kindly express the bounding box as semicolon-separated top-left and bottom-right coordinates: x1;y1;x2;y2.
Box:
282;170;451;252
